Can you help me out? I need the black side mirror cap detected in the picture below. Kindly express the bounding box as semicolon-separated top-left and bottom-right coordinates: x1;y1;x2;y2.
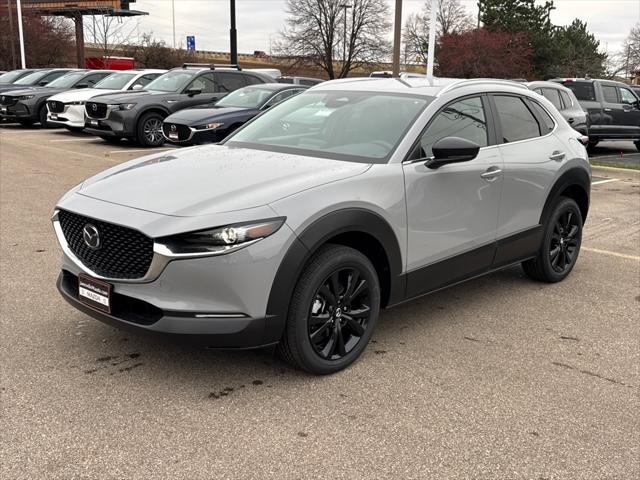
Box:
185;88;202;96
426;136;481;169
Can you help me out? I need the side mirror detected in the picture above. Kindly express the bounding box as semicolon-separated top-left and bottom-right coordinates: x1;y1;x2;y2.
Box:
131;84;143;91
425;137;480;169
75;83;89;89
38;81;48;86
185;88;202;96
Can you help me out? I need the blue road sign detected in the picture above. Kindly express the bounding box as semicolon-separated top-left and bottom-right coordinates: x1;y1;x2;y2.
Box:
187;36;196;51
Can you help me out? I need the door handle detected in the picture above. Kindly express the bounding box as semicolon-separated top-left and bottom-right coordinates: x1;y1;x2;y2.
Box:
549;151;565;161
604;108;613;112
480;167;502;180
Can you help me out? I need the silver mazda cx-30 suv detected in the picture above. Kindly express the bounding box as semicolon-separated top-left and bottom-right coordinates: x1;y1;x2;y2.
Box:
53;77;590;374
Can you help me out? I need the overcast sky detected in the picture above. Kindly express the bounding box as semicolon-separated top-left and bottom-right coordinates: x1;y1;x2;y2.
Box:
123;0;640;56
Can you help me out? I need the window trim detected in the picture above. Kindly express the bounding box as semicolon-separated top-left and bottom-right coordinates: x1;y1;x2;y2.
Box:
488;93;556;147
402;93;496;163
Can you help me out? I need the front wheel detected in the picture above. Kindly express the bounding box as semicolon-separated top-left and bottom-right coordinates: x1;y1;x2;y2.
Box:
522;197;583;283
136;112;165;147
277;245;381;375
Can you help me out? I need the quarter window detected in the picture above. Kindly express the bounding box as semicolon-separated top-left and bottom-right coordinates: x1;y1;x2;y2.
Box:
602;85;618;103
559;91;572;109
417;96;488;157
528;101;555;133
493;95;541;143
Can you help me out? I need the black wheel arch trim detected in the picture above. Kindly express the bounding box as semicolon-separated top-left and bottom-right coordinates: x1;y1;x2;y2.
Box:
263;208;405;345
540;167;590;225
134;107;170;127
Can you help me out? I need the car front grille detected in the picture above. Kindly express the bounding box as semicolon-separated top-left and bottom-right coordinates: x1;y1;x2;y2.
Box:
48;100;65;113
58;210;154;280
162;122;192;141
85;101;108;119
0;95;17;106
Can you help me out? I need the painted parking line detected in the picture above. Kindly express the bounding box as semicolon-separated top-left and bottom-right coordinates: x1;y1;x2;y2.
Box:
591;178;620;186
582;247;640;261
49;138;101;143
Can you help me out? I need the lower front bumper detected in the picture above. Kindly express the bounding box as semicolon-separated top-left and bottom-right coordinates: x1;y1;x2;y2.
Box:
57;270;272;348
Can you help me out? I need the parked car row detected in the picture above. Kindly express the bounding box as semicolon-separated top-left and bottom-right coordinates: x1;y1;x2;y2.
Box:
0;64;324;147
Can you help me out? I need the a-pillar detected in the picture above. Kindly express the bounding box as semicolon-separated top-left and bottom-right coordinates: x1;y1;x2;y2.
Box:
73;13;85;68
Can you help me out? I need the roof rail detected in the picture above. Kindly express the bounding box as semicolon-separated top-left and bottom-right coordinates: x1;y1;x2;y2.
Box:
181;63;242;71
438;78;529;96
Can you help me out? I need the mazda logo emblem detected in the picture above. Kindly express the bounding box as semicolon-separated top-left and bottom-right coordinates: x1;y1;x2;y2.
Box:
170;124;177;131
91;103;97;111
82;224;100;250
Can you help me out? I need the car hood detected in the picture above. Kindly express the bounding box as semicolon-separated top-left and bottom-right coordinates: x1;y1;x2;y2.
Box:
2;86;63;98
165;106;255;125
76;145;371;217
0;84;38;94
48;88;120;103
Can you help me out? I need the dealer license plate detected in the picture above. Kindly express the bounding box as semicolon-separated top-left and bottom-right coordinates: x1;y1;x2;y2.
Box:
78;274;112;314
90;119;99;126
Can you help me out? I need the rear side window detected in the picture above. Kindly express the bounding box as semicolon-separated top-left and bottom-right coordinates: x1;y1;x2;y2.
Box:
493;95;541;143
562;82;596;102
559;91;572;108
542;88;562;110
602;85;618;103
418;96;488;157
216;72;246;92
528;101;555;133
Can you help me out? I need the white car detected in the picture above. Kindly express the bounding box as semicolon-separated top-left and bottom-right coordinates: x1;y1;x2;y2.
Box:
46;69;166;131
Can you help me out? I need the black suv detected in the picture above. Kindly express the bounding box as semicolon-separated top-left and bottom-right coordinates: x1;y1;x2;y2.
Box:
552;78;640;150
84;64;273;147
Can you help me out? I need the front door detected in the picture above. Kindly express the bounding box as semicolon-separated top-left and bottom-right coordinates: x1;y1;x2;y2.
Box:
615;85;640;137
403;95;503;298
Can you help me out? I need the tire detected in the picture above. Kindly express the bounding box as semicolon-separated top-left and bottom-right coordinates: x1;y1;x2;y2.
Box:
277;244;381;375
38;105;50;128
98;136;122;144
522;197;583;283
64;126;84;133
136;112;165;147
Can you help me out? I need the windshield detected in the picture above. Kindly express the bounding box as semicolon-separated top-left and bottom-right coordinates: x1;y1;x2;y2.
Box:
0;70;33;83
145;70;194;92
216;87;275;108
94;72;135;90
14;71;48;85
226;91;430;163
47;71;86;89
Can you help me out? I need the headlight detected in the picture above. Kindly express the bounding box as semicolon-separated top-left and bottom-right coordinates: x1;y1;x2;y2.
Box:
68;101;85;106
18;95;35;100
194;122;223;130
156;218;285;256
119;103;137;110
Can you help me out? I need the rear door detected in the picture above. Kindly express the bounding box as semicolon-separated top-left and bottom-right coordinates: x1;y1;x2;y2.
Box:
490;94;559;262
403;95;503;297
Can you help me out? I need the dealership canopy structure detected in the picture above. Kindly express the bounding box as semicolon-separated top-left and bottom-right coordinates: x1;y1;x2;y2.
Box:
12;1;147;67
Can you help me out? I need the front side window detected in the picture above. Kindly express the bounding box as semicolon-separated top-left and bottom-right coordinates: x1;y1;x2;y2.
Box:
417;96;488;157
602;85;618;104
136;74;160;87
186;73;215;93
47;71;87;89
145;71;195;93
227;91;430;163
95;72;135;90
494;95;541;143
619;87;638;105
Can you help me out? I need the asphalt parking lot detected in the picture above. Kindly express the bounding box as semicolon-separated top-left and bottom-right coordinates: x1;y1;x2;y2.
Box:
1;127;639;479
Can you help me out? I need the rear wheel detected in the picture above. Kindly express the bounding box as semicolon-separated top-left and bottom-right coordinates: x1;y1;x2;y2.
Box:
522;197;583;283
136;112;165;147
277;245;381;375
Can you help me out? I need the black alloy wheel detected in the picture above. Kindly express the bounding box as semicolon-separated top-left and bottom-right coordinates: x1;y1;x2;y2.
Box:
308;268;372;360
522;197;583;283
549;210;580;274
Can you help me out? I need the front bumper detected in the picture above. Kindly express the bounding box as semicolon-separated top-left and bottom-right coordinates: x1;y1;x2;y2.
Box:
84;108;134;138
48;104;85;128
0;101;33;121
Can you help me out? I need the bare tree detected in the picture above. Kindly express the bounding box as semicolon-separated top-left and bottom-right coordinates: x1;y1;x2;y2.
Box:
277;0;391;79
85;14;137;60
622;23;640;78
403;0;473;64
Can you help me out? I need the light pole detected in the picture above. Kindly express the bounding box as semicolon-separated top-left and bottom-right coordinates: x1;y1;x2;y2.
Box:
171;0;176;48
16;0;26;68
426;0;437;81
340;3;352;66
230;0;238;65
391;0;402;76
